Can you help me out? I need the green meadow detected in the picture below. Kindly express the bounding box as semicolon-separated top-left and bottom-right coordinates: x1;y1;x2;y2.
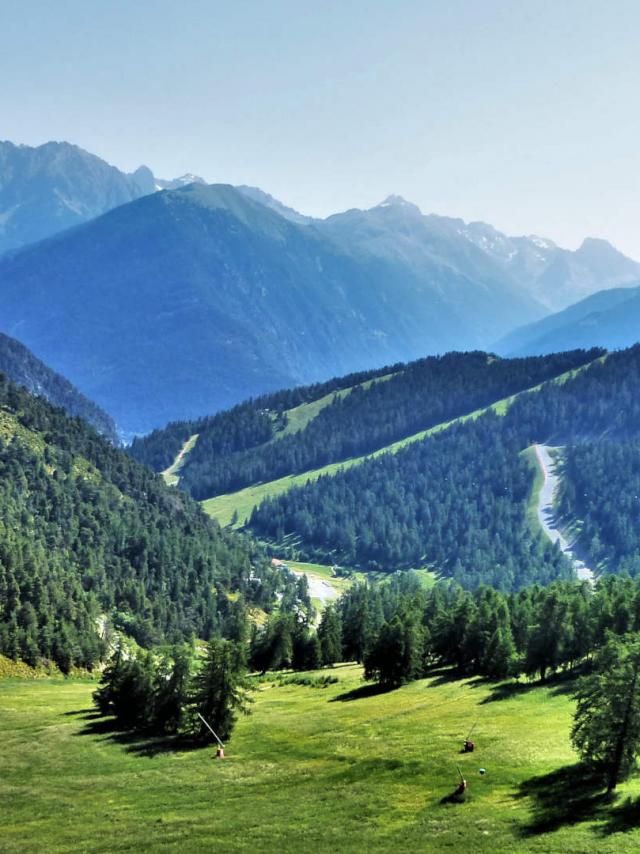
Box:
3;663;640;853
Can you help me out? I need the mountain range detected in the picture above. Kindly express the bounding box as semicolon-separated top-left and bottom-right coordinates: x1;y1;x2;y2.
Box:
0;140;205;254
0;182;545;434
0;140;639;435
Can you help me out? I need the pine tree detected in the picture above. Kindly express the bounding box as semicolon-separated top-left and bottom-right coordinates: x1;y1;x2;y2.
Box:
572;633;640;792
318;604;342;666
153;646;193;734
190;638;251;742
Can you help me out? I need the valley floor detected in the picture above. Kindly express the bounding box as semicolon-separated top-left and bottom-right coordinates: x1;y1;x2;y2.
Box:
2;666;640;852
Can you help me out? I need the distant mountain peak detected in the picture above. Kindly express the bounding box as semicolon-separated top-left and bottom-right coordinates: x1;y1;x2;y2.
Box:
155;173;207;191
172;173;206;186
575;236;635;260
375;194;421;213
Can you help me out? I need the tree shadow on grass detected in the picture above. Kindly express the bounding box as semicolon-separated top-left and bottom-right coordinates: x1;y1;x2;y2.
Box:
596;795;640;836
480;670;578;704
63;707;100;718
515;762;610;836
69;708;206;758
425;667;469;688
330;681;397;702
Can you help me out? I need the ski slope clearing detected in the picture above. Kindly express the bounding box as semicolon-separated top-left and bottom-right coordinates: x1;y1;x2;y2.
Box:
162;433;199;486
202;359;601;528
533;444;594;582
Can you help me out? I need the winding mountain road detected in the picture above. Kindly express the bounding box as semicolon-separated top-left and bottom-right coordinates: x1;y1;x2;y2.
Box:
533;444;594;583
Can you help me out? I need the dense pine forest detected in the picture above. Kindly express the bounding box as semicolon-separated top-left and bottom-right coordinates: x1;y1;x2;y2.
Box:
128;362;402;473
250;347;640;586
129;349;601;499
178;349;602;499
332;571;640;685
0;373;298;671
558;440;640;576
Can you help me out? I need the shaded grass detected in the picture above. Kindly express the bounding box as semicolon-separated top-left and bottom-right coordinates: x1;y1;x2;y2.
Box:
3;660;640;852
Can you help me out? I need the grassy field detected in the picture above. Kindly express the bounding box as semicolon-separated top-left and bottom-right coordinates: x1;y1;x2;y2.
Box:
2;665;640;853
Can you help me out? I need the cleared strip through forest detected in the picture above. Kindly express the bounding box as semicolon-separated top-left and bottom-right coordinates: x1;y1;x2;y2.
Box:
162;433;199;486
202;358;601;528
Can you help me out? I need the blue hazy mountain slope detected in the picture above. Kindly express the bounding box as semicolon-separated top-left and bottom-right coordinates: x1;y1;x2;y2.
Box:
0;182;545;435
0;140;207;254
0;332;118;442
0;140;159;253
494;285;640;356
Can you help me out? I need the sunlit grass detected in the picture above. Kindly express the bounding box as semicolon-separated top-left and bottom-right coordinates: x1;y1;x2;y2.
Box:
2;662;640;852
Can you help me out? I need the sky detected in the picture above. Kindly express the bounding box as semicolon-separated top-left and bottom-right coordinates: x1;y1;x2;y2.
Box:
1;0;639;257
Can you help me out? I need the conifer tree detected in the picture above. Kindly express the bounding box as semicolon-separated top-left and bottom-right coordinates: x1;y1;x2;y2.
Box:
191;638;251;742
572;633;640;792
318;604;342;666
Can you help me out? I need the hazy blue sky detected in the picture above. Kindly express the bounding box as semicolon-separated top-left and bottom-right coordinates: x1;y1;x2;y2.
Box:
2;0;639;256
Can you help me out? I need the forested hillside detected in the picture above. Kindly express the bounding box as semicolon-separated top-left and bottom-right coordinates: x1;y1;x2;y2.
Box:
250;347;640;587
132;349;601;500
0;373;293;671
558;441;640;576
129;362;399;473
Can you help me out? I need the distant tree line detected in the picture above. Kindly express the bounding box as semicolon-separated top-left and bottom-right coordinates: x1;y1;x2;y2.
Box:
333;572;640;686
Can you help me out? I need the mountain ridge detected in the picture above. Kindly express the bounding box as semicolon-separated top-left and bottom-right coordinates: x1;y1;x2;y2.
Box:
0;182;546;435
494;285;640;356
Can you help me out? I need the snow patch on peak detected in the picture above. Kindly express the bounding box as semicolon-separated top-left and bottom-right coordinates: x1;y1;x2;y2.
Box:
173;173;206;186
375;195;422;214
527;235;556;251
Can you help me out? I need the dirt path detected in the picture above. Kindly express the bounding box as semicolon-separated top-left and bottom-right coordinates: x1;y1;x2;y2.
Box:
533;444;594;583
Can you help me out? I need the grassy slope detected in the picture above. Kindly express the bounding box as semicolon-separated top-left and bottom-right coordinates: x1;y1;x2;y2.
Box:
280;372;397;437
2;667;640;853
162;433;199;486
522;446;544;533
202;361;598;528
